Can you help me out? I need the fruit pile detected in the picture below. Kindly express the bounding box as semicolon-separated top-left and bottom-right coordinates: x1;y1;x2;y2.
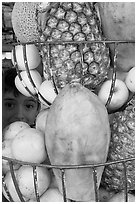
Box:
2;2;135;202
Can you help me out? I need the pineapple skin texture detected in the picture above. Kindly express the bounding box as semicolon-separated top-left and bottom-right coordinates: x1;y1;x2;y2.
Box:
101;96;135;191
38;2;110;91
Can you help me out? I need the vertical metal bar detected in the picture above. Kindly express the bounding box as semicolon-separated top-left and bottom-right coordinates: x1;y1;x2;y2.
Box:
48;43;59;95
9;161;25;202
20;45;51;106
61;169;67;202
92;167;99;202
79;43;85;85
42;44;49;79
122;161;128;202
105;42;117;108
33;166;40;202
13;45;38;98
2;175;14;202
23;44;38;90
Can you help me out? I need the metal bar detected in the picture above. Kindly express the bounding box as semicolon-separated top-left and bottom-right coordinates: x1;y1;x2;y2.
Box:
12;40;135;46
2;175;14;202
9;161;25;202
13;46;38;99
42;44;49;78
23;44;52;106
61;169;67;202
92;167;99;202
122;162;128;202
33;166;40;202
23;45;37;88
2;156;135;170
105;42;117;108
48;43;59;95
79;43;85;85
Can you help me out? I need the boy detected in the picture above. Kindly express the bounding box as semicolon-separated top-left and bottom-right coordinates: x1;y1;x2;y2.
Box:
2;68;40;129
2;68;41;202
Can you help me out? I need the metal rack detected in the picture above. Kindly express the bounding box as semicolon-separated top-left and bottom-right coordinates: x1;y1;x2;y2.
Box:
2;39;135;202
2;156;135;202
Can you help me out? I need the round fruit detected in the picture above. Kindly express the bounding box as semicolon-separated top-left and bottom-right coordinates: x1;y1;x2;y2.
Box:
2;121;29;141
35;108;49;133
11;127;47;163
15;70;42;97
17;165;51;200
2;170;28;202
11;44;41;70
2;140;20;175
98;79;129;110
108;192;135;202
38;80;57;106
125;67;135;92
11;2;40;43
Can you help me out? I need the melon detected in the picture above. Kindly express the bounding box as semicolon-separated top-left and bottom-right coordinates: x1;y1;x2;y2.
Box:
45;82;110;201
97;2;135;72
12;2;40;43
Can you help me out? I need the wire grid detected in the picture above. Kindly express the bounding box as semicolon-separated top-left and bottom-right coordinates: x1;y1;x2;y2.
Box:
2;39;135;202
12;40;134;108
2;156;135;202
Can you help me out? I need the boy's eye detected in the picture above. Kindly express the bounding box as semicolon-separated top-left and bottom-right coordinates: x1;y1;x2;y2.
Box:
26;104;34;109
4;102;15;110
25;102;37;110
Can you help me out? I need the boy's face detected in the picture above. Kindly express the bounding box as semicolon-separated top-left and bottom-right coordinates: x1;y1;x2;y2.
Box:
2;91;40;129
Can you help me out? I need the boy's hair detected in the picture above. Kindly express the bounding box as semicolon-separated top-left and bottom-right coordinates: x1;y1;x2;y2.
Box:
2;68;20;97
2;68;41;109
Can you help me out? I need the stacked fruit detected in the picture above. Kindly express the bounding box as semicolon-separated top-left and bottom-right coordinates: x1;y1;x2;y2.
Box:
2;2;135;202
2;121;67;202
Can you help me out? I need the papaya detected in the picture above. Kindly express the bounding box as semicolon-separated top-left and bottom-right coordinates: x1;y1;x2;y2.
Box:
45;82;110;201
97;2;135;73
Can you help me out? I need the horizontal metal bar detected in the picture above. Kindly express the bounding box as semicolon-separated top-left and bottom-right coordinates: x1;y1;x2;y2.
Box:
12;40;135;46
2;156;135;170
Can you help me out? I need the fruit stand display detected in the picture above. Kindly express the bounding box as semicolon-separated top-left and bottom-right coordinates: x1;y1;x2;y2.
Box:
2;2;135;202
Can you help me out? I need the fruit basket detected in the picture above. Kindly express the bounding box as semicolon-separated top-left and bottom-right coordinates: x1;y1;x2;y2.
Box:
2;2;135;202
2;39;135;202
2;155;135;202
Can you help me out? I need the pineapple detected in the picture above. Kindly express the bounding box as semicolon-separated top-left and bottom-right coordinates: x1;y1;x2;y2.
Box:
101;95;135;192
37;2;110;91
